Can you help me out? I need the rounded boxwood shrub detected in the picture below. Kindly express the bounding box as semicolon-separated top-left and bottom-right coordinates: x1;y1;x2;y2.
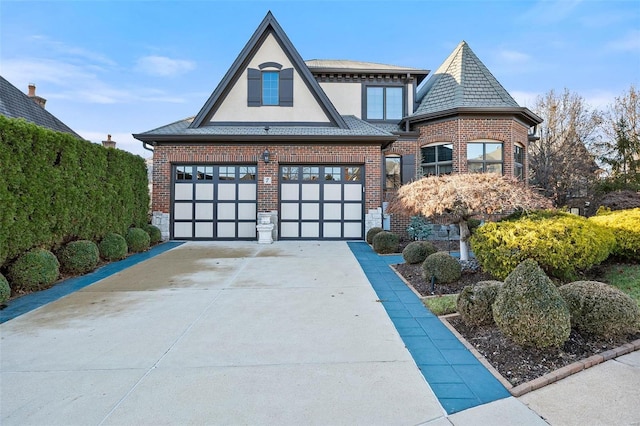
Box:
559;281;640;338
57;240;99;274
457;280;503;326
471;210;616;280
7;248;60;292
366;227;384;244
422;252;461;284
589;208;640;261
126;228;150;253
0;273;10;303
99;233;128;261
493;259;570;348
143;224;162;245
372;231;400;254
402;240;437;264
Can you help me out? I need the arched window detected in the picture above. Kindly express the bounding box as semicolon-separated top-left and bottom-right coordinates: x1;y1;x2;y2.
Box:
421;143;453;176
467;140;503;174
385;155;401;190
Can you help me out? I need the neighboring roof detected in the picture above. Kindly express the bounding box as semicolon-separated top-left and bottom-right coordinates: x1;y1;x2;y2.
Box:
134;115;396;143
190;12;347;129
0;76;82;138
306;59;429;75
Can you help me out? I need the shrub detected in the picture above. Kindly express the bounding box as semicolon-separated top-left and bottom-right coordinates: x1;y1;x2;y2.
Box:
144;224;162;244
468;218;482;235
559;281;640;338
589;208;640;260
126;228;150;253
7;248;60;292
471;210;616;280
57;240;99;274
99;233;128;261
406;216;432;241
366;227;384;244
402;241;437;264
0;273;10;303
422;252;462;284
372;231;400;254
457;280;503;326
493;259;570;348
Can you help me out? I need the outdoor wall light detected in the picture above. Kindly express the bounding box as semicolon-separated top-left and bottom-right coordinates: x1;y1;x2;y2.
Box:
262;148;270;163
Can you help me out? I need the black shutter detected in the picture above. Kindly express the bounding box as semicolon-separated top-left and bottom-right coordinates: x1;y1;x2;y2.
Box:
247;68;261;107
402;154;415;184
279;68;293;107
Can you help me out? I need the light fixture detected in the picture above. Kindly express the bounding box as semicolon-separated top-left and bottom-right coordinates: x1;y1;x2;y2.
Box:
262;148;270;163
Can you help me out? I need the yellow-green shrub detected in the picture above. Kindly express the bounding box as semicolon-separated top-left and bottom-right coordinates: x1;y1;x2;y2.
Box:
589;208;640;260
471;211;616;280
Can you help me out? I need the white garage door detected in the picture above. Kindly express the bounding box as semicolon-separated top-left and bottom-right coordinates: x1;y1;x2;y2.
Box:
279;165;364;239
172;165;257;240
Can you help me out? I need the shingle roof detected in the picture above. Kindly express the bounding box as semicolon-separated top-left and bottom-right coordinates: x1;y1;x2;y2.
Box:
134;115;395;140
0;76;82;138
413;41;520;116
305;59;429;74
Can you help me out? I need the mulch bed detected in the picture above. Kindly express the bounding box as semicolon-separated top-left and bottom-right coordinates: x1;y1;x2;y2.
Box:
391;245;640;387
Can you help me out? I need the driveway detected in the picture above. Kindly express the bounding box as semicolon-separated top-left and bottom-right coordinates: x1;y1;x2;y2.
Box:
1;241;444;425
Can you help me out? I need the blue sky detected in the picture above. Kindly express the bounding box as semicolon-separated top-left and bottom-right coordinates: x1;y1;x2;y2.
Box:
1;0;638;158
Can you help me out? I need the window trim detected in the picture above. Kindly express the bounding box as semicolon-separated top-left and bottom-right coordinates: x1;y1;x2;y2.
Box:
384;154;402;190
466;140;504;175
514;143;525;180
421;142;454;177
362;83;405;122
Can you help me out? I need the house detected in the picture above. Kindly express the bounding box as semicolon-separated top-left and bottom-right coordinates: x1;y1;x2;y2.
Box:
0;76;82;138
134;12;541;241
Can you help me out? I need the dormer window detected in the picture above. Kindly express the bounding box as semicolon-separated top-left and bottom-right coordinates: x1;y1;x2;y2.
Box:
364;85;403;121
248;62;293;107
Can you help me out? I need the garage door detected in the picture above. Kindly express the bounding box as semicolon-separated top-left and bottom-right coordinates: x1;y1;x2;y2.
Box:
279;165;364;239
172;165;257;240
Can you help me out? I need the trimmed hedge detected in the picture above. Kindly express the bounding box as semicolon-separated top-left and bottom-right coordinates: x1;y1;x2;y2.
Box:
457;280;503;326
0;273;10;303
0;116;149;266
402;241;437;264
559;281;640;338
126;228;150;253
57;240;100;274
144;224;162;244
372;231;400;254
471;210;616;280
99;233;128;261
493;259;571;348
589;208;640;260
7;248;60;292
422;252;461;284
366;227;384;244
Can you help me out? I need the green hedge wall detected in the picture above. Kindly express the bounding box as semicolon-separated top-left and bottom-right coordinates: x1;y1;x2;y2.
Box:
0;116;149;266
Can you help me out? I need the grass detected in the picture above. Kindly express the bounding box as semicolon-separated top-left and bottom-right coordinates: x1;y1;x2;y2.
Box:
422;294;458;316
603;263;640;308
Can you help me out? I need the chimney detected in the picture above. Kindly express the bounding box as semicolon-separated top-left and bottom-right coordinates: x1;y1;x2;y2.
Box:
27;83;47;108
102;134;116;149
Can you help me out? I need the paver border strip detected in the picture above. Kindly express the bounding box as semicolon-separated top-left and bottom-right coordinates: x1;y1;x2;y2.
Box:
0;241;185;323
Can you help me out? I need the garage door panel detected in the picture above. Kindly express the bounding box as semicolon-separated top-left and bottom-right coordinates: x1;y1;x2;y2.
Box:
301;222;319;238
195;204;214;220
238;203;257;220
217;203;236;220
324;184;341;200
344;222;363;238
175;184;193;200
217;222;236;238
195;223;214;238
301;203;320;220
344;203;362;220
323;222;342;238
323;203;342;220
238;184;256;201
195;185;214;200
218;184;236;200
238;222;257;238
174;203;193;220
344;184;363;201
174;222;192;239
301;184;320;200
281;184;299;200
281;203;299;220
280;222;299;238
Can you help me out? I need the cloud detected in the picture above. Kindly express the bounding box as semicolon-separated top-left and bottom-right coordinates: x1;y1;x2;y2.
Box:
135;55;196;77
606;30;640;52
29;35;117;68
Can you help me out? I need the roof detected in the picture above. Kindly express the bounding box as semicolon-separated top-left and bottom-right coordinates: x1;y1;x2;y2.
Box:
414;41;520;115
306;59;429;75
0;76;82;138
134;115;396;142
190;12;347;129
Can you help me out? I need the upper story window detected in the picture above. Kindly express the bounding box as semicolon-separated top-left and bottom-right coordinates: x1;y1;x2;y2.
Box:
248;63;293;107
385;155;401;190
514;144;524;180
421;143;453;176
365;86;403;121
467;141;503;174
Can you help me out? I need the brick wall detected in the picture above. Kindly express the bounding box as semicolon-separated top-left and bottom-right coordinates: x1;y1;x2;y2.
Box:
151;143;382;214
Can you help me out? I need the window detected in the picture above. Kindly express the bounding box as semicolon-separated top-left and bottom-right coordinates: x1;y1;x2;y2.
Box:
385;155;401;190
302;167;320;181
262;71;279;105
345;166;361;181
248;65;293;107
467;142;503;174
324;167;341;181
421;143;453;176
365;86;403;120
514;144;524;180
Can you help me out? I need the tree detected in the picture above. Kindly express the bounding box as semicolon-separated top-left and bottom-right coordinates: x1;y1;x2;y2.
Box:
595;85;640;191
529;89;603;206
387;173;552;261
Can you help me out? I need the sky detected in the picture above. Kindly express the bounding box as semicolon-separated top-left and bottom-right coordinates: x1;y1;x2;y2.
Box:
1;0;639;158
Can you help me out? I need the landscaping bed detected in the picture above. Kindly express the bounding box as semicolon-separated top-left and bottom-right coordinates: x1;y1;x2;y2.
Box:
394;253;640;389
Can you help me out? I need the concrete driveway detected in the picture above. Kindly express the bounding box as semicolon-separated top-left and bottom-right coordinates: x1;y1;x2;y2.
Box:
1;241;444;425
